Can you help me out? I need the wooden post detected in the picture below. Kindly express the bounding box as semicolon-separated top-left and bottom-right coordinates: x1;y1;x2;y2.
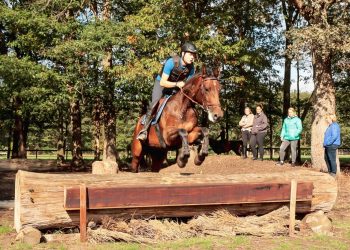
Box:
80;184;87;242
289;179;297;236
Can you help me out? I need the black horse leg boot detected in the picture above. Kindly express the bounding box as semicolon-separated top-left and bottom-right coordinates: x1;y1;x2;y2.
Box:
137;107;154;141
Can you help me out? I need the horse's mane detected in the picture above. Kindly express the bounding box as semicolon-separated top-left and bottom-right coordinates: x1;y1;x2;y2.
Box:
185;66;218;86
184;73;201;86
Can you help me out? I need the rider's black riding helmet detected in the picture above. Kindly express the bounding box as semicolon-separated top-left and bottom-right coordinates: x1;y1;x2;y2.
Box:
181;42;197;54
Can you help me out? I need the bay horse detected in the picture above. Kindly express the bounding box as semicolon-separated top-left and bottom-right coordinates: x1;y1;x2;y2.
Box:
131;65;223;172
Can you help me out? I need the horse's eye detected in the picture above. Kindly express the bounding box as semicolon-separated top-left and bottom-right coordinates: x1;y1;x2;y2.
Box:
205;88;209;92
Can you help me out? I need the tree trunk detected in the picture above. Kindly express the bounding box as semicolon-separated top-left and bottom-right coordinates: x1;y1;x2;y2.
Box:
23;118;29;155
57;109;65;167
11;98;26;159
283;53;292;118
281;0;297;118
102;92;117;162
101;0;118;162
14;169;337;232
7;123;12;160
70;99;84;170
296;60;302;164
310;50;336;171
93;98;102;161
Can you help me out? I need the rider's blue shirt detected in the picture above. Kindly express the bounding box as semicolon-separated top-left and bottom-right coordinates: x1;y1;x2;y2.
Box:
156;57;195;81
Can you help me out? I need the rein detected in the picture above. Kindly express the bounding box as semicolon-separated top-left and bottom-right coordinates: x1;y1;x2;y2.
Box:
180;76;221;112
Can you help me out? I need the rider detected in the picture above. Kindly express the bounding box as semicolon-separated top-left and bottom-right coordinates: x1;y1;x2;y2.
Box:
136;42;197;141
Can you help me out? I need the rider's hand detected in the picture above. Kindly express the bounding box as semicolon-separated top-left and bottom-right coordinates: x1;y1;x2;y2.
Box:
176;81;185;88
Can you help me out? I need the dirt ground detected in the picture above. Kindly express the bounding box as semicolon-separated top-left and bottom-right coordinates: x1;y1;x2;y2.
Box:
1;155;350;249
159;154;314;174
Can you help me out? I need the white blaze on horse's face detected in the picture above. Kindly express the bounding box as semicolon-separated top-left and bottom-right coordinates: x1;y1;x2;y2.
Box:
208;111;216;122
203;78;224;122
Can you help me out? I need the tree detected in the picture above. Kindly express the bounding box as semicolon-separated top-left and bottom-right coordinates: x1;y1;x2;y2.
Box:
290;0;350;171
281;0;299;118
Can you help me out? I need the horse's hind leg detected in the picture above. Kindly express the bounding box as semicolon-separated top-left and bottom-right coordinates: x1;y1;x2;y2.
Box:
177;129;190;168
150;151;167;172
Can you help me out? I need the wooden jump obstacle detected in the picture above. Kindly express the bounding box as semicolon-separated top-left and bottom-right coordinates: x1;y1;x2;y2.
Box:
67;180;309;241
15;169;338;240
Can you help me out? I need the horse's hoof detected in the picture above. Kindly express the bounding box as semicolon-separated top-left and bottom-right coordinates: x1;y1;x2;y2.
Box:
183;148;190;157
194;155;205;166
130;168;139;173
177;160;186;168
200;149;208;157
177;156;188;168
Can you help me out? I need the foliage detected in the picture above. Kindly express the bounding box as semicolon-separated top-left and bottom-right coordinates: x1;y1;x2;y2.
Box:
0;0;349;157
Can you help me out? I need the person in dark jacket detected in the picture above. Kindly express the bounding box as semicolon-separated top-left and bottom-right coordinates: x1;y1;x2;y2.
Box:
276;108;303;167
324;114;341;177
250;104;269;161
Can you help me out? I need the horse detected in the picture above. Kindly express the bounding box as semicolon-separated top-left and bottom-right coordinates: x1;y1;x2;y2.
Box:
131;65;223;172
209;138;243;156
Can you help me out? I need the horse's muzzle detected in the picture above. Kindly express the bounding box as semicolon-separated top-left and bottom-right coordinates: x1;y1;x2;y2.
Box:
208;107;224;122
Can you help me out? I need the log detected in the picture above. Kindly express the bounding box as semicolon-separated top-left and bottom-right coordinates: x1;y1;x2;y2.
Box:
14;169;337;232
0;159;58;172
91;160;118;174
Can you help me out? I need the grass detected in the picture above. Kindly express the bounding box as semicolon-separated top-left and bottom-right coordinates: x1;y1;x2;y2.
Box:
84;236;250;250
0;225;14;235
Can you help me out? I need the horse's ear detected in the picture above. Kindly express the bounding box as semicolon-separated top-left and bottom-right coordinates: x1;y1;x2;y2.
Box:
201;65;207;77
213;67;220;78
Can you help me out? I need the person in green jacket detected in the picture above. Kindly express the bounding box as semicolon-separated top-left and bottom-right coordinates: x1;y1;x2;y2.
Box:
276;108;303;167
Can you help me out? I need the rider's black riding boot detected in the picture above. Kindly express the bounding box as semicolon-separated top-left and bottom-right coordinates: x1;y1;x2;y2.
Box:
137;107;153;141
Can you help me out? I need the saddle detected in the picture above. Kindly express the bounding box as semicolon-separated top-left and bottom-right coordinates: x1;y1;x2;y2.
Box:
141;95;172;126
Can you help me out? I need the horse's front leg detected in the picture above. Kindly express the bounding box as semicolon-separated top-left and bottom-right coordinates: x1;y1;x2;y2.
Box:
176;129;190;168
187;127;209;166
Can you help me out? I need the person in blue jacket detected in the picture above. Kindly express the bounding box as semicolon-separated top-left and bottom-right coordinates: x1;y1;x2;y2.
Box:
324;114;341;177
137;42;197;141
276;107;303;167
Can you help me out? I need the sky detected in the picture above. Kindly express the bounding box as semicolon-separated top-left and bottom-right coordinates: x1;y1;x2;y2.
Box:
290;60;314;93
275;58;314;93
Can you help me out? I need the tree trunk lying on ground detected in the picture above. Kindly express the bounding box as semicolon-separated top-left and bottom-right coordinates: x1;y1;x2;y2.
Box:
14;169;337;232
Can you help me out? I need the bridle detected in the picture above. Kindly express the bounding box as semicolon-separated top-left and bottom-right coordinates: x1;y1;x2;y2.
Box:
180;75;221;113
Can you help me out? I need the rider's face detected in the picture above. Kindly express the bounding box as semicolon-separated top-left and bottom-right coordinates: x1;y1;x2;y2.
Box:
182;52;196;65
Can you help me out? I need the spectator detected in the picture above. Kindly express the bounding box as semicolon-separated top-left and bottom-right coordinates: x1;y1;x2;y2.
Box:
276;107;302;167
239;107;254;159
324;114;341;178
250;104;269;161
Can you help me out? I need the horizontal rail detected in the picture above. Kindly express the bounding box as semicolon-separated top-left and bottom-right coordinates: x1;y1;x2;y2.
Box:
64;182;314;210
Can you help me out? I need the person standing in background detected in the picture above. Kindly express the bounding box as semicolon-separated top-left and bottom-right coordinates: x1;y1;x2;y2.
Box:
250;104;269;161
239;107;254;159
276;107;303;167
324;114;341;178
